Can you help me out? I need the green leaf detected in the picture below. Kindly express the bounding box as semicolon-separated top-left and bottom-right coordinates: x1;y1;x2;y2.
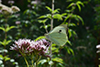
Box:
4;56;10;61
67;3;75;8
0;39;11;46
39;14;51;19
61;13;67;16
38;19;48;23
76;1;84;11
76;4;81;11
53;14;63;20
35;36;46;41
52;47;59;53
52;9;60;14
65;46;74;55
76;15;84;25
6;26;15;32
0;55;3;60
52;57;63;64
76;1;84;7
66;23;76;27
64;14;72;22
0;27;5;31
67;40;72;46
58;63;64;67
38;59;47;64
46;6;52;12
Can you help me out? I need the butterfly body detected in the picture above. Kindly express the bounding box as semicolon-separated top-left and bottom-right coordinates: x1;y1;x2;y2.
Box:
46;25;68;46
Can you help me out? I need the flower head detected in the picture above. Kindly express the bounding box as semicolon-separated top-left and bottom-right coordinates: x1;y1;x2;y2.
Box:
11;6;20;13
10;39;50;56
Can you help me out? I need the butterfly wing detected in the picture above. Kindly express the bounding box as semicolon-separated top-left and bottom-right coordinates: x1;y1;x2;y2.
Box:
46;25;68;46
47;32;68;46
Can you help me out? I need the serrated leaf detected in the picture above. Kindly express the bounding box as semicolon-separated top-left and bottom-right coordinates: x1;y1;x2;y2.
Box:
52;57;63;64
35;36;46;41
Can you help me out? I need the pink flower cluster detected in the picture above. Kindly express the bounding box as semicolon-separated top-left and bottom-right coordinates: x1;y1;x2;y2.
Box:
10;39;50;56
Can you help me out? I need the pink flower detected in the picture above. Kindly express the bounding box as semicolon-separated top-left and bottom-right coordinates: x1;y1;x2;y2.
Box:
10;39;50;56
15;21;21;25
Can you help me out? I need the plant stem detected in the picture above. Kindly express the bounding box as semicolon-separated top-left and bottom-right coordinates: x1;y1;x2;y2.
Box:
31;54;34;67
3;17;8;67
50;0;54;67
51;0;54;30
24;56;29;67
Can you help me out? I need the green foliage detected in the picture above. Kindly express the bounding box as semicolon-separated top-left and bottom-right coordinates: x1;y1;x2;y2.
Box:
0;39;11;46
35;36;46;41
0;26;15;32
0;0;98;67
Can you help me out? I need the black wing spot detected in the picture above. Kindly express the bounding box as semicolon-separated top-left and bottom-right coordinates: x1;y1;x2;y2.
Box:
58;30;62;33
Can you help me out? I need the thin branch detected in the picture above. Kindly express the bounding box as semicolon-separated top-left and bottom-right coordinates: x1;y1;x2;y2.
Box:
51;0;54;30
50;0;54;67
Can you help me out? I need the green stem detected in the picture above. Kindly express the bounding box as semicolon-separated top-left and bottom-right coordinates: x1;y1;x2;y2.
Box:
24;56;29;67
31;54;34;67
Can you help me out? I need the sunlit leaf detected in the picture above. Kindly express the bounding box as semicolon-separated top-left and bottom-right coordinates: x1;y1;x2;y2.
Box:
46;6;52;12
38;19;48;23
52;57;63;64
38;59;47;64
35;36;46;41
0;27;5;31
0;55;3;60
76;1;84;7
39;14;51;19
4;56;10;61
0;39;11;46
53;14;63;20
52;9;60;14
52;47;59;53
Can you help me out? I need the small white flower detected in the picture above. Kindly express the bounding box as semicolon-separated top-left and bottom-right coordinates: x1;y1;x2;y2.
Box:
96;45;100;49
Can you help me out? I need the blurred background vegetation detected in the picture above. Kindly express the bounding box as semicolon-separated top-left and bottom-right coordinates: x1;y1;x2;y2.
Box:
0;0;100;67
